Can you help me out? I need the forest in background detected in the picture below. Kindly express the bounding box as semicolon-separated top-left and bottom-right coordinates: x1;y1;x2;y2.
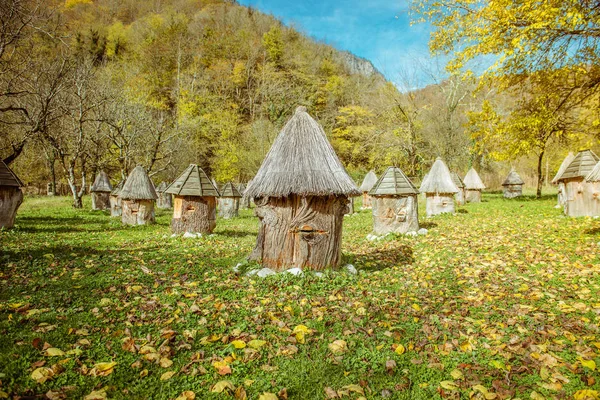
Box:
1;0;599;207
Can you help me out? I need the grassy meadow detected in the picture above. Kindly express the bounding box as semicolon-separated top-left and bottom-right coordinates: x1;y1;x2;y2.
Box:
1;192;600;399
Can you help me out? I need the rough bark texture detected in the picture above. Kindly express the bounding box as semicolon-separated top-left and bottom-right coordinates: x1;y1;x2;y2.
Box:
0;187;23;229
240;195;251;209
249;195;348;271
345;197;355;214
455;188;466;206
425;193;455;216
372;195;419;234
465;189;482;203
91;192;111;210
219;197;239;219
362;192;372;209
110;195;122;217
557;182;566;207
563;178;600;217
157;192;173;209
503;185;523;199
171;196;216;234
122;199;155;225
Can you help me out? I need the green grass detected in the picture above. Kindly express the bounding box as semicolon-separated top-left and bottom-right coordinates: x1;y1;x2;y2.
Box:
1;193;600;399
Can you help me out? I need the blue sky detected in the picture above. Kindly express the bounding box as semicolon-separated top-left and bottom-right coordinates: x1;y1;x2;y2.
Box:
237;0;443;88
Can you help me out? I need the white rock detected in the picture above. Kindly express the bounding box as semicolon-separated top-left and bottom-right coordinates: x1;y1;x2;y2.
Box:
314;272;324;278
183;232;198;238
233;263;243;273
554;205;562;209
170;233;178;238
256;268;277;278
417;228;428;235
345;264;357;275
405;231;417;236
285;267;303;276
245;269;258;277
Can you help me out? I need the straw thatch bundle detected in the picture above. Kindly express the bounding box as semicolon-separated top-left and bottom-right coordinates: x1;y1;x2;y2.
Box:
0;160;24;229
450;172;466;206
463;168;485;203
156;181;173;209
120;166;158;225
110;180;124;217
166;164;220;234
502;169;524;199
555;149;600;217
247;106;359;271
552;152;575;207
219;182;242;219
420;158;458;216
359;170;378;209
369;166;419;234
90;171;112;210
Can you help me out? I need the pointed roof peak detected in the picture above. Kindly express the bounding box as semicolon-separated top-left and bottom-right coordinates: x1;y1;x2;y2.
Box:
420;158;458;194
464;168;486;189
450;172;465;189
165;164;220;197
120;166;158;200
91;171;112;192
370;166;418;196
552;152;575;183
221;182;242;197
555;149;599;181
502;169;524;186
245;108;359;198
0;160;23;187
360;170;378;192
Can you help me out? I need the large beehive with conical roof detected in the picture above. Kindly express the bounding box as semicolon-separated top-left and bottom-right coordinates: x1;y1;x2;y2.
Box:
420;158;458;216
120;166;157;225
557;150;600;217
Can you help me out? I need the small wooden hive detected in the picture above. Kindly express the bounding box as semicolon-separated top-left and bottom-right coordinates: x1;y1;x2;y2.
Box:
156;182;173;209
238;183;251;209
0;160;24;229
584;161;600;217
450;172;466;206
90;171;112;211
419;158;458;216
463;168;486;203
245;106;360;271
219;182;242;219
165;164;220;234
369;166;419;234
120;166;158;226
552;152;575;208
502;169;524;198
110;180;124;217
555;149;600;217
359;170;378;209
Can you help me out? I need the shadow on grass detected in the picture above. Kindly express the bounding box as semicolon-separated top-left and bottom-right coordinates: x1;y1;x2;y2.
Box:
456;208;469;214
351;244;414;272
420;221;438;229
215;229;256;238
584;226;600;236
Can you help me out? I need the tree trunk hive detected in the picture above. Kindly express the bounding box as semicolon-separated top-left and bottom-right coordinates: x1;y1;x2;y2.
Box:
0;161;24;229
120;166;158;226
90;171;112;210
165;164;220;234
450;172;466;206
156;182;173;209
419;158;459;217
585;160;600;217
245;106;360;271
219;182;242;219
369;166;419;234
552;152;575;208
502;169;524;199
463;168;485;203
359;170;377;209
555;150;600;217
110;180;123;217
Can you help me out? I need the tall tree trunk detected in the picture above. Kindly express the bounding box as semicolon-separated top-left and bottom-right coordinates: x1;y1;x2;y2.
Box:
536;150;545;198
49;158;56;196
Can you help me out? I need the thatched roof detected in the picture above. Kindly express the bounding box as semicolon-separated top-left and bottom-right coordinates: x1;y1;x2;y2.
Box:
91;171;112;192
359;170;378;192
419;158;458;194
221;182;242;197
165;164;219;197
556;149;599;181
111;180;124;196
156;182;168;193
502;169;524;186
450;172;465;189
463;168;486;190
120;166;158;200
370;166;418;196
586;161;600;182
0;160;23;187
237;183;246;195
551;152;575;184
245;106;360;198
